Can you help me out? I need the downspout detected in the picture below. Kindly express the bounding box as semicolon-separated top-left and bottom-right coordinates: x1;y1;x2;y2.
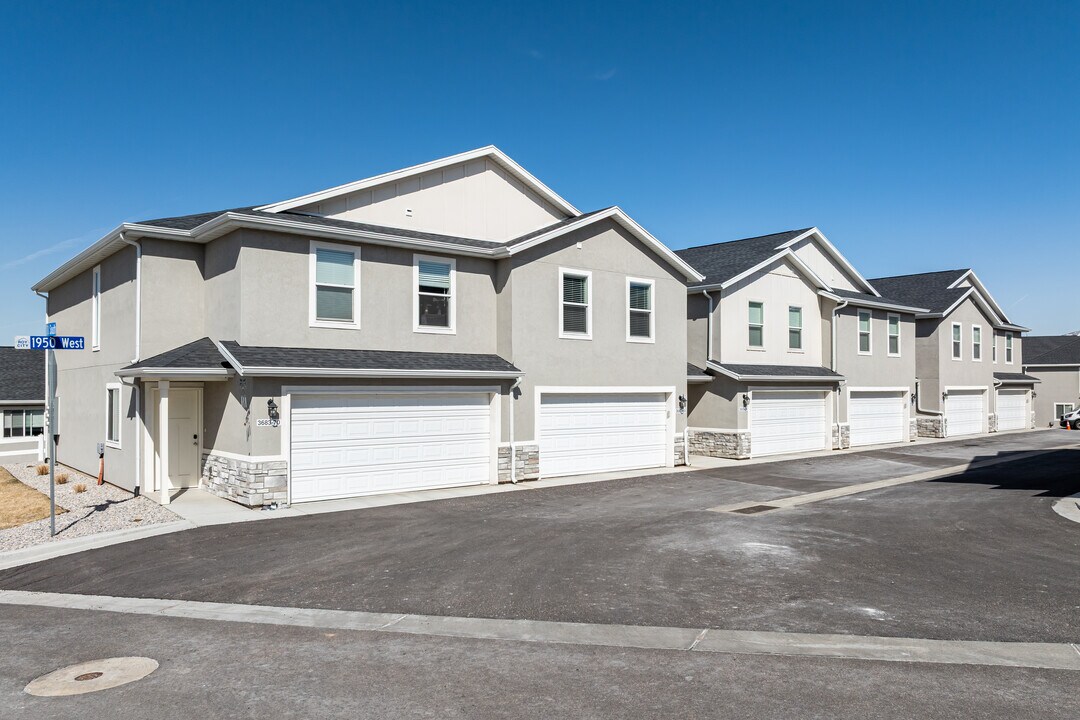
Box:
508;377;523;483
914;380;945;417
119;234;143;496
831;299;849;448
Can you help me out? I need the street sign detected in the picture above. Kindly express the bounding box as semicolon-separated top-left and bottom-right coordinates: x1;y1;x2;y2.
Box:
14;336;30;349
46;322;56;336
20;336;86;350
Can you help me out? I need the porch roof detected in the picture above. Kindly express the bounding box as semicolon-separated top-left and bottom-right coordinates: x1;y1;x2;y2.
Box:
993;372;1040;385
706;361;844;383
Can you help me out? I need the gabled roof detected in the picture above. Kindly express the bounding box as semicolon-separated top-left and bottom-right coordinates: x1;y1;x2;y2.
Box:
1023;335;1080;366
822;288;928;314
255;146;581;217
0;347;45;403
869;269;1027;330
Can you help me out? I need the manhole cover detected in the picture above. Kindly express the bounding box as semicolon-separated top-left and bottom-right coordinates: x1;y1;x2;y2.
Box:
25;657;158;696
730;504;779;514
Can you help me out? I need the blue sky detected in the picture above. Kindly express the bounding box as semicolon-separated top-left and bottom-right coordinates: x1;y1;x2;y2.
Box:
1;1;1076;336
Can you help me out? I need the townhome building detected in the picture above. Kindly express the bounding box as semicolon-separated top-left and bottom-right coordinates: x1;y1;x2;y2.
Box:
676;228;925;459
869;270;1035;437
0;346;46;464
1022;335;1080;427
32;147;703;507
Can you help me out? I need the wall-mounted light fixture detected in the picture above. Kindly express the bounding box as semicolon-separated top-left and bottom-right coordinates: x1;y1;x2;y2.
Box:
677;394;687;412
942;391;948;402
742;393;750;408
1032;391;1037;399
910;391;917;404
267;398;279;422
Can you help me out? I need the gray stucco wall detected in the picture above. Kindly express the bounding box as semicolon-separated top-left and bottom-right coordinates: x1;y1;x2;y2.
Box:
1026;366;1079;427
140;239;206;358
834;306;917;422
915;297;998;414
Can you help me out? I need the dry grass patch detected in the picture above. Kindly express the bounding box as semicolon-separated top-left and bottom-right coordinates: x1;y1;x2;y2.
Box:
0;467;65;530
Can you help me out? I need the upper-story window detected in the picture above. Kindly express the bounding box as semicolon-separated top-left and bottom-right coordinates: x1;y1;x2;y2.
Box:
414;255;455;333
972;325;982;361
91;265;101;351
310;241;360;328
788;306;802;350
748;301;764;348
951;322;962;360
858;310;872;354
559;268;591;340
105;384;121;448
626;278;654;343
887;314;901;356
993;335;998;363
1005;332;1014;364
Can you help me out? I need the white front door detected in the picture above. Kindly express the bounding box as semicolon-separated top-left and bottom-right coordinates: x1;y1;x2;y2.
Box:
538;392;668;477
849;391;906;447
290;392;493;502
996;389;1028;431
750;391;828;456
945;390;985;436
155;387;201;490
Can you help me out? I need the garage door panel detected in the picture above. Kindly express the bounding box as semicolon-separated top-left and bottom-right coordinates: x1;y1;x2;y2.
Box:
996;390;1027;431
945;390;985;436
850;391;906;447
751;391;827;456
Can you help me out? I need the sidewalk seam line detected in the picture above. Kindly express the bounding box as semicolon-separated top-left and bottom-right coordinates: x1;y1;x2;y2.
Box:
688;628;709;650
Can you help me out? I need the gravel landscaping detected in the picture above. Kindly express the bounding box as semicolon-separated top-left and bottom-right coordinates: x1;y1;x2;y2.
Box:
0;463;179;552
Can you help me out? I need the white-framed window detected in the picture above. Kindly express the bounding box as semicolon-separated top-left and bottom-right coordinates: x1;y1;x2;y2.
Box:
309;241;360;328
788;306;802;350
972;324;982;361
105;384;122;448
858;309;872;354
91;264;101;351
993;335;998;363
1056;403;1076;419
414;254;456;333
887;314;901;356
951;322;962;360
2;408;45;438
1005;332;1014;364
748;301;764;348
626;277;655;343
559;268;592;339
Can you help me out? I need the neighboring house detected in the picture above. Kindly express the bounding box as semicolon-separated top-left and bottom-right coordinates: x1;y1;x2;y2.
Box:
1023;335;1080;426
31;147;703;506
0;346;46;464
676;228;925;459
870;270;1035;437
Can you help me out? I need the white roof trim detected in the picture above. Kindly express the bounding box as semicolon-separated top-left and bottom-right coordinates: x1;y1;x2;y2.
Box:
947;269;1012;324
776;227;879;296
705;360;843;383
817;290;928;314
254;146;580;217
922;286;1023;330
238;367;522;379
504;206;704;282
711;248;831;292
115;368;233;380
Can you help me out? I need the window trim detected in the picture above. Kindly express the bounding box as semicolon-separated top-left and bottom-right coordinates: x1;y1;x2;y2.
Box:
951;322;963;361
1005;332;1014;364
971;324;983;362
625;276;655;344
309;240;361;329
992;335;998;364
747;300;765;350
105;383;122;449
413;253;457;335
857;309;873;355
887;313;901;357
1055;403;1076;419
91;264;101;351
2;407;45;439
558;267;593;340
787;305;803;351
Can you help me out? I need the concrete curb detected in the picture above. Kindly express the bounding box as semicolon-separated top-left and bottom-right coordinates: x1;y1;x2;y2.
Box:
2;590;1078;671
0;521;195;571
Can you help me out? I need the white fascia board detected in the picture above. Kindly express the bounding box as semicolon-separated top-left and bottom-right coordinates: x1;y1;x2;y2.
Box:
775;227;880;296
212;339;245;375
239;367;523;379
721;249;830;292
254;146;580;217
948;270;1011;323
1024;363;1080;368
816;290;928;314
115;368;233;380
0;400;46;405
705;360;842;383
504;207;704;282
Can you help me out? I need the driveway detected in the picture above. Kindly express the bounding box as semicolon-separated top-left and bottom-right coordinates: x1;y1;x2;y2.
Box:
1;431;1078;643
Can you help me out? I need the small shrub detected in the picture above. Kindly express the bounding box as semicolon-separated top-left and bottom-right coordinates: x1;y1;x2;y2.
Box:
35;464;48;475
55;473;69;485
73;483;87;493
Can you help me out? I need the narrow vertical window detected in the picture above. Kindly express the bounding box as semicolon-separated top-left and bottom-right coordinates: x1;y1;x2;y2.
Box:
951;323;962;360
415;255;455;332
788;306;802;350
560;269;591;338
748;301;764;348
106;385;121;448
310;242;358;326
91;265;101;351
887;314;901;356
992;335;998;363
972;325;982;361
1005;332;1014;363
627;278;654;341
858;310;872;354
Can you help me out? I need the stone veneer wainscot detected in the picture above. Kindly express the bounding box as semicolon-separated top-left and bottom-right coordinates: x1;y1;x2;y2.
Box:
201;453;288;507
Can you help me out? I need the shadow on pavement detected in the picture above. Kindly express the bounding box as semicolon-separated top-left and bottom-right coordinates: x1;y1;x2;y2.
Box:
927;448;1080;498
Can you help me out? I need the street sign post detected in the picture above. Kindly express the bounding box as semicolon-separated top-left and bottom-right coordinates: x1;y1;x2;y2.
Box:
15;332;85;536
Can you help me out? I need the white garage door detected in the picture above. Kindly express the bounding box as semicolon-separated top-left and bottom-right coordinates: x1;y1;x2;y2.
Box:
945;390;985;437
849;391;906;447
750;391;827;457
997;390;1028;431
539;393;667;477
290;392;492;502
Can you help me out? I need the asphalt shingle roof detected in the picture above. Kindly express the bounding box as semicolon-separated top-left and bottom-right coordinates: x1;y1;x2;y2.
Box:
220;342;520;374
827;288;927;312
123;338;229;370
687;363;710;379
674;229;812;290
1023;335;1080;365
993;372;1039;384
0;347;45;402
867;270;970;315
715;363;843;379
